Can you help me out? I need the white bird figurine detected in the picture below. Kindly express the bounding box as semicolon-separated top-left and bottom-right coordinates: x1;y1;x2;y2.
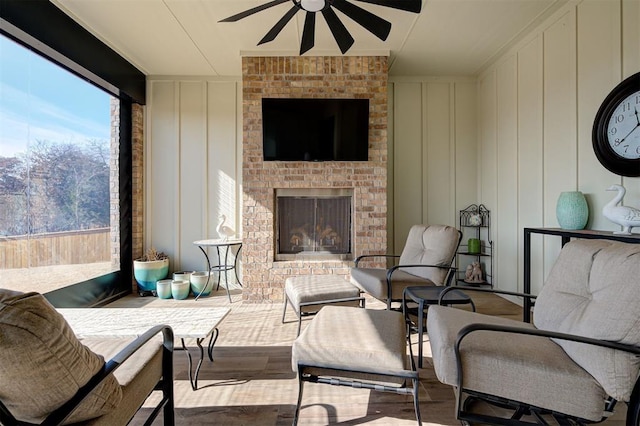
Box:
603;184;640;235
216;214;236;241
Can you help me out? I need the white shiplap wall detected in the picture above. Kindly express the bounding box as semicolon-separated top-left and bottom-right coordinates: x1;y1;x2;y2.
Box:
145;78;242;272
387;78;478;256
476;0;640;295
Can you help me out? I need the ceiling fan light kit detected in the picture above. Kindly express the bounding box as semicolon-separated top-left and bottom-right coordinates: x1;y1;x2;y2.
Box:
220;0;422;55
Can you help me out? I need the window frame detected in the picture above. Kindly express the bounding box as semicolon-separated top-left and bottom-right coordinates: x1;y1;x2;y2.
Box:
1;0;144;307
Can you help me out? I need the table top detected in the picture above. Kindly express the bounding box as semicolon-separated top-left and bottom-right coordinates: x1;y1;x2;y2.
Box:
193;238;242;247
58;307;230;339
404;286;472;303
524;227;640;242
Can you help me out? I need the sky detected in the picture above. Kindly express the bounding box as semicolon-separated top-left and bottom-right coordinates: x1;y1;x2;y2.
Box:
0;34;111;158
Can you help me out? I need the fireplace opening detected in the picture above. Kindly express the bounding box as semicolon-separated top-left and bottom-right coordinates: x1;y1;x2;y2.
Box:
276;189;353;261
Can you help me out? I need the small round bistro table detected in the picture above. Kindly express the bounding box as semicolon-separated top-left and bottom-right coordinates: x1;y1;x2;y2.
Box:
193;239;242;302
402;286;475;368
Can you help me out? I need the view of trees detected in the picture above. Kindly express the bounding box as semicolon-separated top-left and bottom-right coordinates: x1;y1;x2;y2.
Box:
0;139;110;236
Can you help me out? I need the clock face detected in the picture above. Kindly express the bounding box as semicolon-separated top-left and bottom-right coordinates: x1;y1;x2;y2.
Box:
606;90;640;159
593;72;640;177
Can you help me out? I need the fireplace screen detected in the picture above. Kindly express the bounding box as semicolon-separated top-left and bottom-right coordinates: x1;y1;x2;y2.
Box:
277;196;351;254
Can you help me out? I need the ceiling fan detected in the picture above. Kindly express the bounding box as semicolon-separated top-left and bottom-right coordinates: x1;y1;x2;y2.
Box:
219;0;422;55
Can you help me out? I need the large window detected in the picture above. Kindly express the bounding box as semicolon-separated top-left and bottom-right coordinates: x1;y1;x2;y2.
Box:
1;0;142;307
0;33;116;295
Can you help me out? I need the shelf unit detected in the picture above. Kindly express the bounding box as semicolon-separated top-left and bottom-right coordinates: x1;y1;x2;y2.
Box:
456;204;493;287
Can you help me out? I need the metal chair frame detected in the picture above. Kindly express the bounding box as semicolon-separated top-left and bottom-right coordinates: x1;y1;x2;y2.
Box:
292;321;422;425
354;228;462;310
437;286;640;425
0;325;175;426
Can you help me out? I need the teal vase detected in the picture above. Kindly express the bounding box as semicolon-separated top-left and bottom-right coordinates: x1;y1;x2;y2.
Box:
556;191;588;230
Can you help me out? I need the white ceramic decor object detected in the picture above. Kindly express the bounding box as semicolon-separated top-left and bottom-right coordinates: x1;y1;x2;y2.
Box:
190;271;214;296
171;280;190;300
603;184;640;235
156;279;173;299
216;215;236;241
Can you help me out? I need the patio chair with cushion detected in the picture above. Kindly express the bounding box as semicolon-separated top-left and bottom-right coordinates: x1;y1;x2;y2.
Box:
427;239;640;424
0;289;175;425
350;224;462;310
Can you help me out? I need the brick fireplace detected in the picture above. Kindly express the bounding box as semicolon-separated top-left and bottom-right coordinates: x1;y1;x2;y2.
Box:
241;56;388;302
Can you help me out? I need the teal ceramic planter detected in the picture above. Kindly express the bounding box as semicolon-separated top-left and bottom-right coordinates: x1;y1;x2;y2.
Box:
171;280;190;300
156;279;173;299
133;258;169;292
556;191;588;230
190;271;214;297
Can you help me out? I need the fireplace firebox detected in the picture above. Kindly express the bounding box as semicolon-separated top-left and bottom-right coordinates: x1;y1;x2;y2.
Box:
275;188;353;261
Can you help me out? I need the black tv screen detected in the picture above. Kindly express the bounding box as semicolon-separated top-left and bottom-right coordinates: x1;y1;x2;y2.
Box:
262;98;369;161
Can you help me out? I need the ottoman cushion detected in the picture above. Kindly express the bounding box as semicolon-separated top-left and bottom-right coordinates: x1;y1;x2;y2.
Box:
286;275;361;313
292;306;408;387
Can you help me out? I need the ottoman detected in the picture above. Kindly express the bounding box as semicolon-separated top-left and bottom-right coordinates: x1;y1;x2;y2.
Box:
282;275;365;335
291;306;421;425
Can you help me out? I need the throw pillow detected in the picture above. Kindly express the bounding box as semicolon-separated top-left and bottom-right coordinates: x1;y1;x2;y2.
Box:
0;289;122;424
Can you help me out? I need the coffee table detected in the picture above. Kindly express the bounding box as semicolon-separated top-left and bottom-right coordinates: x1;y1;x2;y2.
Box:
58;307;230;390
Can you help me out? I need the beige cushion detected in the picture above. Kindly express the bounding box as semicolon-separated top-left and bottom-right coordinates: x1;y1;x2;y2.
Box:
0;289;122;424
292;306;409;387
534;240;640;401
398;224;460;284
350;267;435;300
350;224;458;301
81;337;164;426
427;306;608;421
285;275;361;313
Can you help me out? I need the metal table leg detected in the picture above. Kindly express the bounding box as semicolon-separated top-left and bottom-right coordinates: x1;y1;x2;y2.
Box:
181;327;219;391
195;245;212;301
194;240;243;303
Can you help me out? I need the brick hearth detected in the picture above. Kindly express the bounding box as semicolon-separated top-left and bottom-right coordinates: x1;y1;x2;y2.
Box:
242;56;388;302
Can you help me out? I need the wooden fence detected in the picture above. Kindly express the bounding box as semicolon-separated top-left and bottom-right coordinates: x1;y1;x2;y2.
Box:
0;228;111;269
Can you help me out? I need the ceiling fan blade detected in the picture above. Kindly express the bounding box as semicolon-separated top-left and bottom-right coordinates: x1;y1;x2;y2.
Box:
354;0;422;13
219;0;290;22
321;7;355;54
332;0;391;41
300;12;316;55
258;5;300;45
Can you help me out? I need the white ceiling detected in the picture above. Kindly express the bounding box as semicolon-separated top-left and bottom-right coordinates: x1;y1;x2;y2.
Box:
51;0;567;77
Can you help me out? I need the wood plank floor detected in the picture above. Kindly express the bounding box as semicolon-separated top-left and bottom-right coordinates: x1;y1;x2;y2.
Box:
109;285;627;425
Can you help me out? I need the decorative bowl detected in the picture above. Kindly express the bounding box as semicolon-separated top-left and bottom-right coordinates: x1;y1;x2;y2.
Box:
190;271;213;296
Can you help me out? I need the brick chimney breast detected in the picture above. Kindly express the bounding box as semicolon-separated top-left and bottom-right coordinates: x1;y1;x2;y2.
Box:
242;56;388;303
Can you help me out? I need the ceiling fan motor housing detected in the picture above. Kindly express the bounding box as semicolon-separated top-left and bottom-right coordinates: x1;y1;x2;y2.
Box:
296;0;330;12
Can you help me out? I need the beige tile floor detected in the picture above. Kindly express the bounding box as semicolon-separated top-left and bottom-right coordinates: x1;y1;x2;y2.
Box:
110;285;627;425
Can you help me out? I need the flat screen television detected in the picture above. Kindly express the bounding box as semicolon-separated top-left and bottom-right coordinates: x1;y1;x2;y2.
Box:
262;98;369;161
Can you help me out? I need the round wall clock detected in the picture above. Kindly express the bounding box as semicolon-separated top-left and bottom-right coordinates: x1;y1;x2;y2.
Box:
592;72;640;177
